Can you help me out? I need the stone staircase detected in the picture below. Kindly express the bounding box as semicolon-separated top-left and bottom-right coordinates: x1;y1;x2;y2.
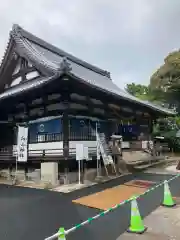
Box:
123;150;166;171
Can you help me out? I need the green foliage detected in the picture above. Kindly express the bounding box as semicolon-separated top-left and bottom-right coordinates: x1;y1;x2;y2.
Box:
125;49;180;150
126;83;153;101
149;51;180;104
126;80;180;151
152;118;180;151
150;51;180;91
175;116;180;127
126;82;166;103
152;118;177;137
126;83;148;96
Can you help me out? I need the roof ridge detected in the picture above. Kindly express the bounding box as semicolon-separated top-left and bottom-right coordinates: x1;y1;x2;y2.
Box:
12;24;111;78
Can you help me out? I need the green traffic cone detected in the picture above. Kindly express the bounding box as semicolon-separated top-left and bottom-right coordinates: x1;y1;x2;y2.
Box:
127;197;147;234
161;180;176;207
58;227;66;240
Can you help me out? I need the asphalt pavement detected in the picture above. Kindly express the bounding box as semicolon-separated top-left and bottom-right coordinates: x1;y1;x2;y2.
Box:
0;173;179;240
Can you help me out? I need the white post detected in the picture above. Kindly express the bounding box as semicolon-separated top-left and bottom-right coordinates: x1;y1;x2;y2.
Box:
15;153;18;181
76;143;84;185
78;159;81;185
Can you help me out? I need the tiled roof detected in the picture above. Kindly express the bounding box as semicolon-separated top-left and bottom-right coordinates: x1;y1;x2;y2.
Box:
0;24;175;115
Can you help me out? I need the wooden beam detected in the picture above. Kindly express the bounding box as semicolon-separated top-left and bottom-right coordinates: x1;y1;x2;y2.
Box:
86;96;94;115
61;86;70;160
11;66;36;81
14;94;139;119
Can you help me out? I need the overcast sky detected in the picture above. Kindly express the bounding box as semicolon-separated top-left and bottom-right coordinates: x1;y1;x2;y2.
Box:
0;0;179;88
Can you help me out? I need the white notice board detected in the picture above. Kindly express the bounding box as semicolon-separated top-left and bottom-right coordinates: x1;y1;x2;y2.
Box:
76;143;84;161
121;141;130;149
83;146;89;160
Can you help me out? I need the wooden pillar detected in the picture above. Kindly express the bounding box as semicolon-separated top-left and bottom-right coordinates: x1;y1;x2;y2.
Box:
105;103;115;139
62;110;69;160
86;96;93;115
62;87;70;160
149;117;153;139
42;95;48;118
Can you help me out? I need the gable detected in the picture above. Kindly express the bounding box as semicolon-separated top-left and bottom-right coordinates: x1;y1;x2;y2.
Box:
1;52;42;89
9;55;41;87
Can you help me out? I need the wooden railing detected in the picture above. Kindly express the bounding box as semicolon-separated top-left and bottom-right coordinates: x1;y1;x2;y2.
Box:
29;133;63;143
0;146;97;162
29;131;96;143
69;131;96;141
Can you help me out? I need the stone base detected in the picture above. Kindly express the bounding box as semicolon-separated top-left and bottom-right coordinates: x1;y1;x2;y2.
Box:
41;162;58;186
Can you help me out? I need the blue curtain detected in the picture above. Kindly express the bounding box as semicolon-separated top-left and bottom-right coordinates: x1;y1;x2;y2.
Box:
118;124;139;139
70;118;90;135
29;118;62;142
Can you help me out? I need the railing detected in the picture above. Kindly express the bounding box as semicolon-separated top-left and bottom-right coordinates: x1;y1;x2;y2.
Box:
29;131;96;144
29;133;63;143
0;146;97;161
28;147;96;157
44;174;180;240
69;131;96;141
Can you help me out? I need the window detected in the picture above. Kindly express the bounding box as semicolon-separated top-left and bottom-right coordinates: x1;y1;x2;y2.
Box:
37;134;46;142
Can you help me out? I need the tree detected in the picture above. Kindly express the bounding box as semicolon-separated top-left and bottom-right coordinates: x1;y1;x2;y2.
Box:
126;82;166;103
149;50;180;111
150;50;180;91
125;83;152;101
125;81;180;151
126;83;148;96
125;51;180;151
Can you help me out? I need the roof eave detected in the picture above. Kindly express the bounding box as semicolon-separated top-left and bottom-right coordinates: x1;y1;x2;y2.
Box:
68;72;175;116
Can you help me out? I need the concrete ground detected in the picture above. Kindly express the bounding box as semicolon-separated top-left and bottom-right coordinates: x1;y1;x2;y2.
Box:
118;200;180;240
166;164;180;173
0;172;179;240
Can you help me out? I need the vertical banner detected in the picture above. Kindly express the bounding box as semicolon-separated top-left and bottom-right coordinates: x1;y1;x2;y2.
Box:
17;125;28;162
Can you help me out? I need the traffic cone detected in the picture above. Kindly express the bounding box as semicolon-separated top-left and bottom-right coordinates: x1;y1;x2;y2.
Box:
161;180;176;207
58;227;66;240
127;197;147;234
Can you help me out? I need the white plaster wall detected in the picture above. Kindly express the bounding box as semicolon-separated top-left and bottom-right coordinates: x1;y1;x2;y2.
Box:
13;142;63;156
69;141;96;148
13;141;96;156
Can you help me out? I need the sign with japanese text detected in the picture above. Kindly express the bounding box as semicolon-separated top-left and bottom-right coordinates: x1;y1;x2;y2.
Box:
17;126;28;162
